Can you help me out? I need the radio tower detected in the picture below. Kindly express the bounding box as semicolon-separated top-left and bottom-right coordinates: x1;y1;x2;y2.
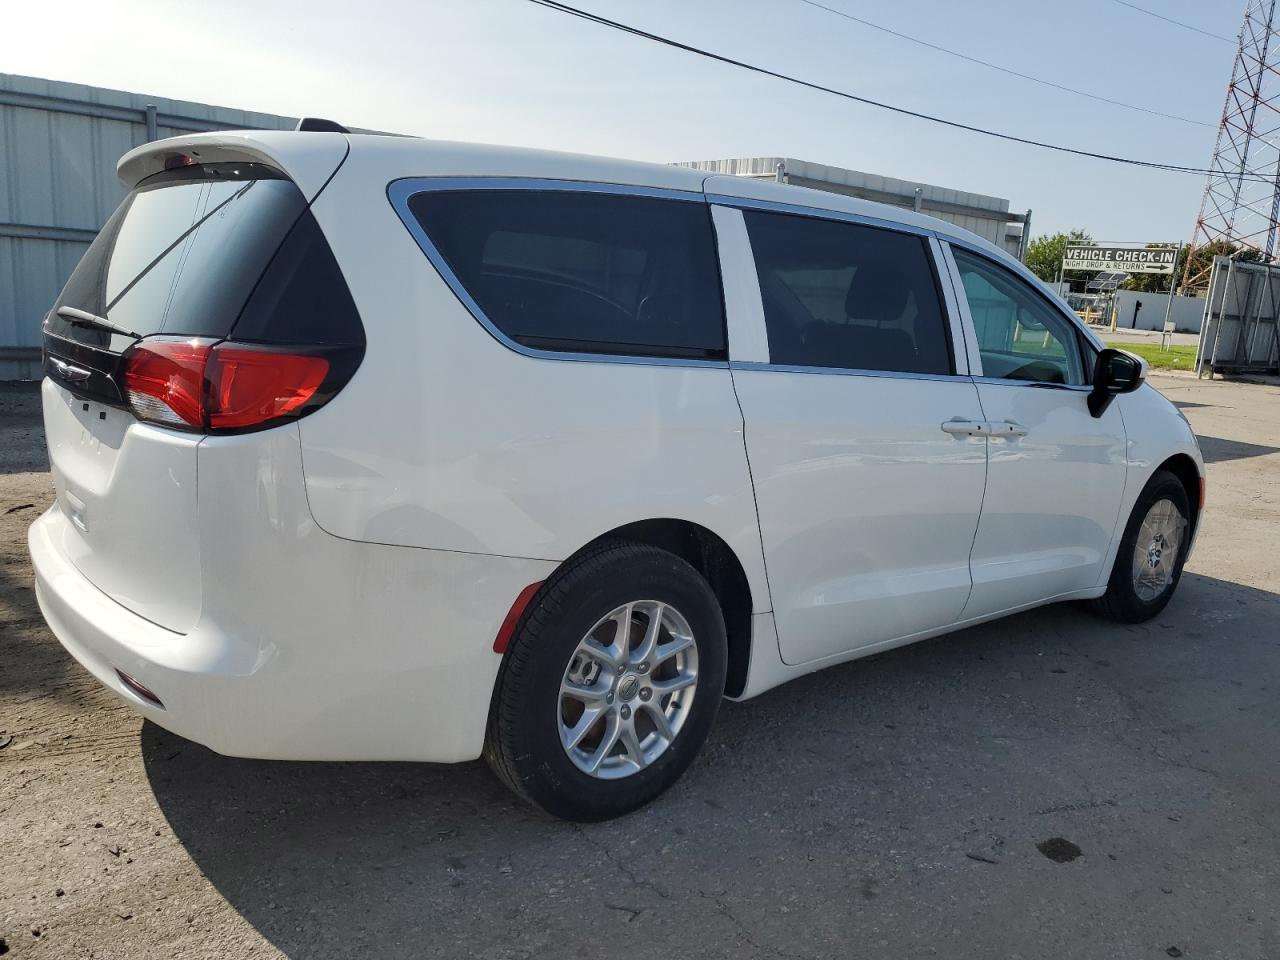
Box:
1183;0;1280;290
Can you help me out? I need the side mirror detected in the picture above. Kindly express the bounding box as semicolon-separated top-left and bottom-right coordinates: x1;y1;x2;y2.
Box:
1088;347;1146;417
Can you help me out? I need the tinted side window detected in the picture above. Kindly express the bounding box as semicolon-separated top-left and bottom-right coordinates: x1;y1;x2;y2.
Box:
232;210;364;346
951;248;1084;385
409;190;726;359
743;210;952;375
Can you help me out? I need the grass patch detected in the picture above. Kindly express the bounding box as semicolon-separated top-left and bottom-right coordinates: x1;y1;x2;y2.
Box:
1105;341;1198;372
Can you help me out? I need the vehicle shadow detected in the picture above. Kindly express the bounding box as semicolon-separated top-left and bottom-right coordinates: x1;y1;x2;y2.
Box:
1195;434;1280;464
143;570;1280;960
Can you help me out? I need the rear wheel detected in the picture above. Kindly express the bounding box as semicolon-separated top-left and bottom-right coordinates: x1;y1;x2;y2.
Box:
484;541;727;821
1091;470;1192;623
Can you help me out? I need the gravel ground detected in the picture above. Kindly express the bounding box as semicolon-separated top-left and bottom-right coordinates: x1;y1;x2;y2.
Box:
1;374;1278;960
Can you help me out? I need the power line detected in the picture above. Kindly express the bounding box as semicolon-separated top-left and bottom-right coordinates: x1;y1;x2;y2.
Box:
524;0;1258;181
1106;0;1235;44
793;0;1211;127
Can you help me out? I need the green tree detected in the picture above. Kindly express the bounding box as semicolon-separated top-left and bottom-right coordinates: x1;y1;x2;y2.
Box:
1122;243;1188;293
1025;229;1094;284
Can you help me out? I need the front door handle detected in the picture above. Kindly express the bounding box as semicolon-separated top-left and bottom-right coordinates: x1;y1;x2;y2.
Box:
989;420;1029;438
941;418;989;437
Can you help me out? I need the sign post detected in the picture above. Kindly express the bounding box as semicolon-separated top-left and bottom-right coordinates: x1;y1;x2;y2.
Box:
1159;244;1182;352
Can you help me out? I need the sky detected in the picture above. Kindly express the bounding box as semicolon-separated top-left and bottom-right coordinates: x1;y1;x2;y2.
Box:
0;0;1243;244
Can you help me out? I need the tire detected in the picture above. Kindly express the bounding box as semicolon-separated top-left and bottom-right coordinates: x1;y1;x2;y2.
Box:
484;540;728;821
1091;469;1192;623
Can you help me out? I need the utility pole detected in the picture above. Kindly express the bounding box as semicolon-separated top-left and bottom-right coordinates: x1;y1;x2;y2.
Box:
1183;0;1280;292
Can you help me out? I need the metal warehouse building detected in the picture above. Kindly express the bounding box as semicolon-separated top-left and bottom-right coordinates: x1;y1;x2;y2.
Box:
678;156;1030;260
1;74;1033;380
0;73;299;379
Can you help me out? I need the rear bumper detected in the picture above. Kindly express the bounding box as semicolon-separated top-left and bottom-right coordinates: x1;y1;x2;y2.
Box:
32;508;219;739
29;425;557;763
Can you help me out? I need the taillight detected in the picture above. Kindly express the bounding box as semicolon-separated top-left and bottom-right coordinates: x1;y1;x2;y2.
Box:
122;338;347;432
206;347;328;429
123;339;211;428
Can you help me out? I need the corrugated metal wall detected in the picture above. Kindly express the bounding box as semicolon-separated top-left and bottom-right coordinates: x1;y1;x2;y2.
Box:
0;73;298;379
678;156;1028;258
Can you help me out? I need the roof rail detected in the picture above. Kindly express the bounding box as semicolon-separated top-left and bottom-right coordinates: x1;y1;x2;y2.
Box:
295;117;349;134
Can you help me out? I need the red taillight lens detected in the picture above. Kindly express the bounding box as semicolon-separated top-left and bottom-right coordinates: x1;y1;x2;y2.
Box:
123;339;211;428
123;339;332;432
206;347;328;430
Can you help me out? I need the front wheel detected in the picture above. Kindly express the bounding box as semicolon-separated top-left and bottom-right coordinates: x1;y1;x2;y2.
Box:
484;541;727;821
1091;469;1192;623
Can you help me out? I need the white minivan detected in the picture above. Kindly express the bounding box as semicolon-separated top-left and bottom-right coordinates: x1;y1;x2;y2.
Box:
30;130;1203;820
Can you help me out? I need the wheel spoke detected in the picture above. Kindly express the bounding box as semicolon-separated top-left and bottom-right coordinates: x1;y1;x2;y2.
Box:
584;635;625;670
585;712;623;773
631;602;664;664
619;723;645;765
643;701;674;742
561;676;609;705
561;706;605;751
654;631;694;665
612;602;637;659
650;672;697;696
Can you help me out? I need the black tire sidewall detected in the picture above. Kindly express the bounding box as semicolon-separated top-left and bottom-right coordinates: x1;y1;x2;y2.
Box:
1107;471;1192;621
499;545;727;821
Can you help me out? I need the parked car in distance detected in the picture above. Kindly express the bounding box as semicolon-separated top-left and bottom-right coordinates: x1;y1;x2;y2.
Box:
29;130;1204;820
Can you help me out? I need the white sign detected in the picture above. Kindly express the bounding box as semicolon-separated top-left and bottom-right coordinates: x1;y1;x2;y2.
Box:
1062;245;1177;274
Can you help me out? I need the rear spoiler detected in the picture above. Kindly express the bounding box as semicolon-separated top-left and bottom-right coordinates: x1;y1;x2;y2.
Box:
116;130;349;202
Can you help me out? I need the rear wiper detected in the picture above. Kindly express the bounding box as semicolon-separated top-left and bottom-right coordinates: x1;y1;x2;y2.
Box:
55;306;142;341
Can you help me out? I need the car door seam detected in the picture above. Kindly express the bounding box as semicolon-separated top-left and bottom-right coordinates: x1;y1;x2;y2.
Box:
1096;400;1135;588
960;376;991;618
725;364;776;620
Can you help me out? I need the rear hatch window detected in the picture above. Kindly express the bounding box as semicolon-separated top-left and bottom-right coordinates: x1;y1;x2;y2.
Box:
44;161;362;401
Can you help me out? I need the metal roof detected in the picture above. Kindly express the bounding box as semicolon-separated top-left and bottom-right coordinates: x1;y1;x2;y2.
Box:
677;156;1029;259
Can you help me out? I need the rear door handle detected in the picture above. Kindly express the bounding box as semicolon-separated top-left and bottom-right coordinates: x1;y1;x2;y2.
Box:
941;419;989;437
989;420;1029;438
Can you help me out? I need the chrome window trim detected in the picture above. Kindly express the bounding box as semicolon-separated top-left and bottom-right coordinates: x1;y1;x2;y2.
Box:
705;193;934;238
730;360;974;385
970;376;1092;393
386;176;728;370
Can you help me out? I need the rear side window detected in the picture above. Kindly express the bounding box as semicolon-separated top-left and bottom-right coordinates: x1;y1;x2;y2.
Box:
743;210;953;376
408;190;726;359
232;210;363;345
